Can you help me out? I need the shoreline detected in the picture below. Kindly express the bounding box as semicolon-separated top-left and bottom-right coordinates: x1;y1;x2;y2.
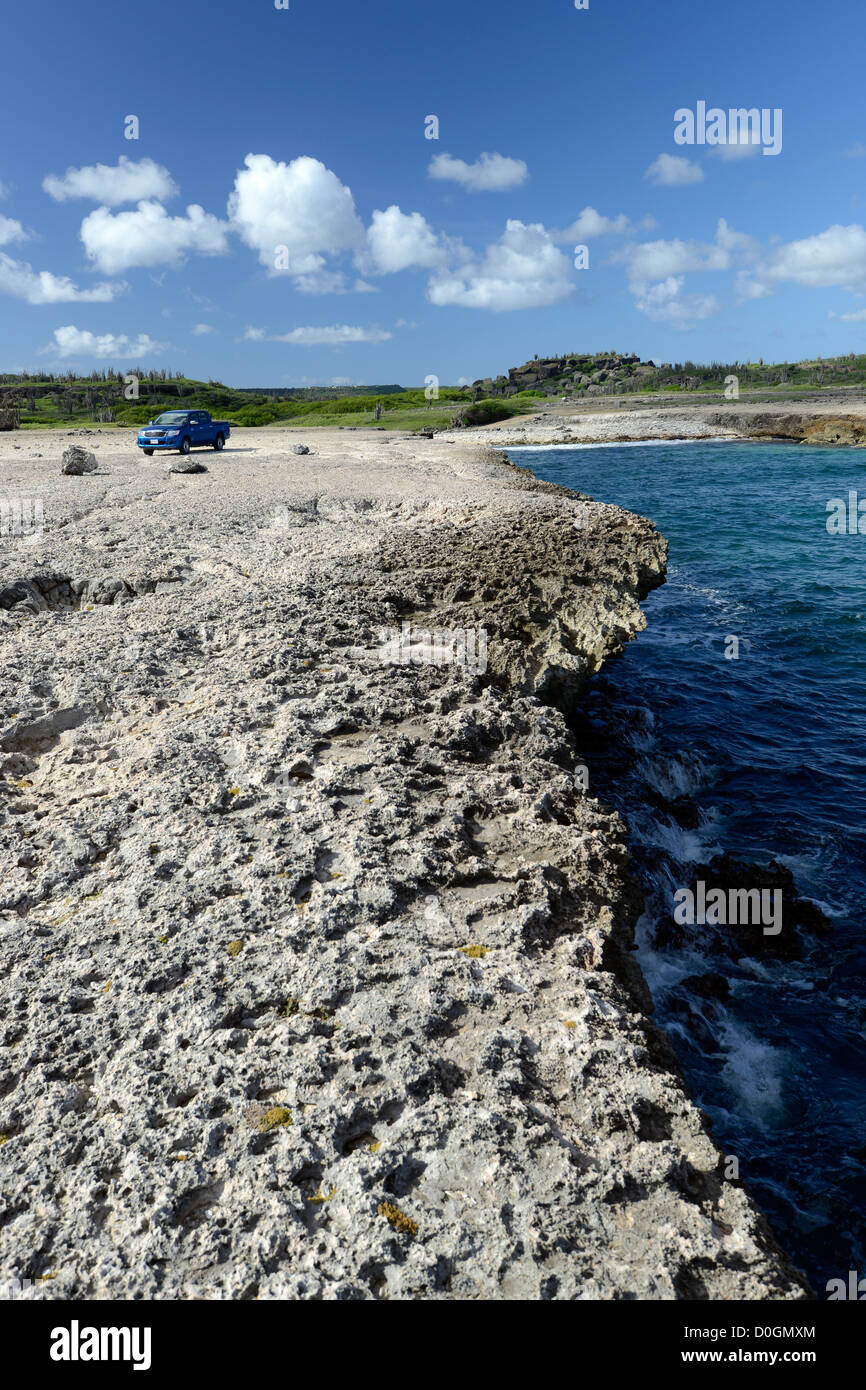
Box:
445;395;866;451
0;426;809;1300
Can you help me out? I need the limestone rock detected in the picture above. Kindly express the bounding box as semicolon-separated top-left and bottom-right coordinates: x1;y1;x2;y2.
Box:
60;446;98;475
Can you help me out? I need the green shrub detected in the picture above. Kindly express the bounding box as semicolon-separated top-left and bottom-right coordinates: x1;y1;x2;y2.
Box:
450;398;513;427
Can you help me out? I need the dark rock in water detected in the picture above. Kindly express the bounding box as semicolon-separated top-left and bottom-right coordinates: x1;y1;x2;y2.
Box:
61;445;98;475
682;971;731;1002
292;444;310;455
669;798;701;830
168;458;208;474
666;992;721;1051
687;854;832;961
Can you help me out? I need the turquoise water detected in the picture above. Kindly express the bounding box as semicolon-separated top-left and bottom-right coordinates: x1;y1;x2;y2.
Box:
513;441;866;1291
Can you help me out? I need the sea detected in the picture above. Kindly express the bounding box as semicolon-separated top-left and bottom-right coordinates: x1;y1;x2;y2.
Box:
510;439;866;1293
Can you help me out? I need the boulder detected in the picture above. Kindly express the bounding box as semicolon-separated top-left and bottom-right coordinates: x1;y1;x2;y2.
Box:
168;458;208;474
292;444;311;455
61;446;98;475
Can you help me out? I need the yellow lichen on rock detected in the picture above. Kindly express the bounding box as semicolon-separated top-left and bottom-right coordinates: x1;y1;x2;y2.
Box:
378;1200;418;1236
258;1106;292;1133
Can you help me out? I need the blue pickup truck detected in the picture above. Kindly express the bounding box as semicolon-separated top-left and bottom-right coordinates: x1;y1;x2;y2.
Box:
137;410;231;456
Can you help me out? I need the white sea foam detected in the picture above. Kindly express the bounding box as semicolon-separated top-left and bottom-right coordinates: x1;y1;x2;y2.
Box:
506;439;727;452
717;1017;788;1127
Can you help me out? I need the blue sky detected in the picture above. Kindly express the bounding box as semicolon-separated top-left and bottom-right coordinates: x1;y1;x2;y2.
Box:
2;0;866;386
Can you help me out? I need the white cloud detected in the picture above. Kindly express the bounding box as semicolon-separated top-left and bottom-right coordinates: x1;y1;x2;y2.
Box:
191;323;214;334
245;324;392;345
735;272;772;301
631;276;719;327
612;219;751;281
761;223;866;291
556;207;633;241
43;157;178;205
844;143;866;158
293;269;351;295
353;278;378;293
427;219;574;311
614;236;724;281
710;139;762;161
427;152;529;192
228;154;364;285
361;206;451;274
715;217;759;258
81;201;230;273
827;306;866;321
45;325;167;359
0;215;27;247
0;251;122;304
645;153;704;186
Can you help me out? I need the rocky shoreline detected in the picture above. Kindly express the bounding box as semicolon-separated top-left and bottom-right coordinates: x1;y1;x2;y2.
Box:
0;425;810;1299
464;395;866;449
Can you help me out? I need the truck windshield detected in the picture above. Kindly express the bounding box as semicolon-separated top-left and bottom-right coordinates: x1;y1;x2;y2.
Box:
152;412;190;425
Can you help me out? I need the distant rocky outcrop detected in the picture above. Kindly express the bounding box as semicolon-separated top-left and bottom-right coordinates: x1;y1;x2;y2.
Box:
474;352;651;400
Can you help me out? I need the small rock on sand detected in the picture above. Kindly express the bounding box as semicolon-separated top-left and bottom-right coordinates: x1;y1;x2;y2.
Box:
168;458;208;474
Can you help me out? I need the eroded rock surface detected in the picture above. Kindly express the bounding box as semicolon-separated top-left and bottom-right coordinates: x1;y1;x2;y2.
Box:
0;428;808;1300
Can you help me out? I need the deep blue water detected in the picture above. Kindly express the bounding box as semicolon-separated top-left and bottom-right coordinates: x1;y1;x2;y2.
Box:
512;440;866;1293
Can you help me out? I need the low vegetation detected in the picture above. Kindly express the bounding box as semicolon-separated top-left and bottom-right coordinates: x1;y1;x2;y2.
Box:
3;351;865;433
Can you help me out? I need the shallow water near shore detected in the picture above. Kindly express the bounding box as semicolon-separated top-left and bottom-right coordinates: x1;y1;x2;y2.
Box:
513;440;866;1290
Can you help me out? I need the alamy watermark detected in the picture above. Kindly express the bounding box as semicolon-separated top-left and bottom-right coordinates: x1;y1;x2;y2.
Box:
378;622;488;675
0;498;43;542
673;881;783;936
674;103;782;156
827;490;866;534
826;1271;866;1300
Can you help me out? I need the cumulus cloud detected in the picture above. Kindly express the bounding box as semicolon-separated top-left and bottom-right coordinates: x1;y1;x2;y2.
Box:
558;208;631;240
360;206;452;275
0;215;27;247
426;219;574;311
228;154;364;287
614;219;756;282
43;157;178;205
828;306;866;321
631;276;719;327
81;201;230;273
645;153;704;186
761;223;866;291
243;324;391;345
191;323;214;334
427;152;529;192
0;251;122;304
734;272;772;301
45;325;167;359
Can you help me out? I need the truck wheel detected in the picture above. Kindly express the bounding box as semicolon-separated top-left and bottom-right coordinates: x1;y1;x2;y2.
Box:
213;433;224;451
143;449;154;456
179;437;191;455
